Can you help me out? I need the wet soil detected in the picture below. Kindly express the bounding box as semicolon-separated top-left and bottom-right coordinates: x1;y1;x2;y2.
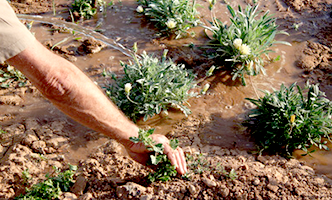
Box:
1;0;332;199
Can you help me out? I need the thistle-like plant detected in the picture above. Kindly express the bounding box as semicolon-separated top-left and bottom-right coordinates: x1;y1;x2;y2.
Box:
245;82;332;156
136;0;201;39
130;128;178;182
71;0;106;19
104;46;197;122
204;4;291;85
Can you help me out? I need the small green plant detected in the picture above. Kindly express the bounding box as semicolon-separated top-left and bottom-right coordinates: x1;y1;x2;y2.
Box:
245;82;332;156
16;165;77;200
0;64;27;88
185;153;238;180
104;47;197;121
136;0;201;39
71;0;106;20
226;168;237;180
130;128;178;182
186;153;211;174
204;4;291;85
0;128;6;135
22;169;31;185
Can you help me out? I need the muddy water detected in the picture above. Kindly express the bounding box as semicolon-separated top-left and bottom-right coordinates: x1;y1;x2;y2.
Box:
3;0;332;179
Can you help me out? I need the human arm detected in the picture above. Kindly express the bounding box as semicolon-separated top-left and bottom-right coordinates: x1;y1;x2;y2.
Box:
6;39;187;175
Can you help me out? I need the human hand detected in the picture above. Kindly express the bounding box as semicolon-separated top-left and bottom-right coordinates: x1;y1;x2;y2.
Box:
125;134;187;175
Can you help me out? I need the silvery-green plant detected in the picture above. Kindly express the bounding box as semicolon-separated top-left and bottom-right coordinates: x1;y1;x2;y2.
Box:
104;47;197;121
245;82;332;157
136;0;201;39
204;4;291;85
0;64;27;88
71;0;106;20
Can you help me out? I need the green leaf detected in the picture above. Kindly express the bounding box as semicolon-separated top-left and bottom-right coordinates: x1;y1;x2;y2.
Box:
170;139;179;150
105;48;197;121
244;82;332;157
153;143;164;154
132;129;178;182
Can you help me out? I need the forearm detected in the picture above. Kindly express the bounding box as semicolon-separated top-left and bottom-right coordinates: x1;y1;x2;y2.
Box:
7;40;138;147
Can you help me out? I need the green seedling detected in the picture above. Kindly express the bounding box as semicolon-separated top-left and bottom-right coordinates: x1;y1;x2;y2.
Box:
16;165;77;200
227;168;237;180
104;45;197;122
71;0;106;20
245;82;332;157
186;153;211;174
0;128;6;135
136;0;201;39
0;64;27;88
108;0;114;7
22;169;31;185
186;153;238;180
204;4;291;85
215;163;238;180
130;128;178;182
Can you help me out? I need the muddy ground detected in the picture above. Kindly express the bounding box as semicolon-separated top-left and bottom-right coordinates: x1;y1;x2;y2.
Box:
1;0;332;199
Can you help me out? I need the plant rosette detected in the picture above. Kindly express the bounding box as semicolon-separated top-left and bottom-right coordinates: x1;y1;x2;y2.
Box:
245;82;332;157
71;0;106;20
204;4;291;85
136;0;201;39
104;47;197;122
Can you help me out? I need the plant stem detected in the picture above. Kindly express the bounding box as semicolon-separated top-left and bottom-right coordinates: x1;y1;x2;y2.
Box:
126;95;139;105
52;0;56;16
249;75;260;99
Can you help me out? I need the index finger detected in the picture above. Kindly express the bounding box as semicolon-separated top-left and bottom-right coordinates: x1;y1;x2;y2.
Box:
164;144;187;175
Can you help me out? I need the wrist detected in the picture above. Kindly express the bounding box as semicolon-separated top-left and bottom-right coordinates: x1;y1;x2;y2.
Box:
117;126;139;149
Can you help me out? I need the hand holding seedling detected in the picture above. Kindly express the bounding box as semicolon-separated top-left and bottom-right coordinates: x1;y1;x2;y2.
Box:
7;39;187;176
127;129;187;177
3;2;187;185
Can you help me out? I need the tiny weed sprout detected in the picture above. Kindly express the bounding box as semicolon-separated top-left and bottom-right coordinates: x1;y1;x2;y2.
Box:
22;169;31;185
0;64;27;88
16;165;77;200
0;128;6;135
71;0;106;20
105;47;197;122
186;153;211;175
136;0;201;39
245;82;332;157
227;168;238;180
185;153;238;180
130;128;178;182
204;4;291;85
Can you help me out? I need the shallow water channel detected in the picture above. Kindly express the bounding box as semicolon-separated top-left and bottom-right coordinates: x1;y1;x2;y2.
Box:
2;0;332;179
